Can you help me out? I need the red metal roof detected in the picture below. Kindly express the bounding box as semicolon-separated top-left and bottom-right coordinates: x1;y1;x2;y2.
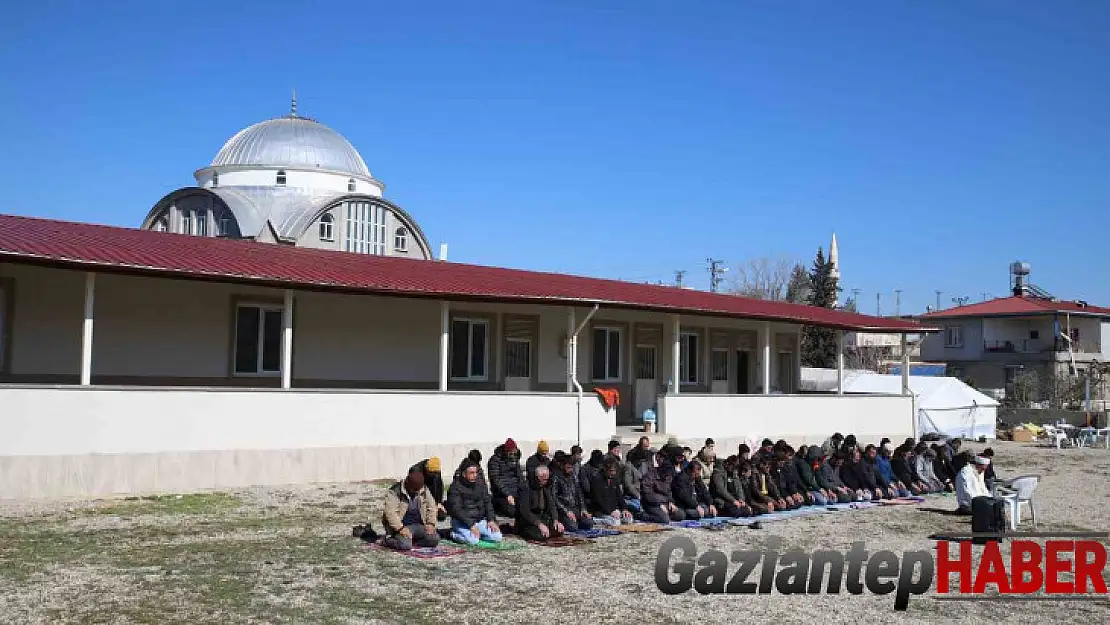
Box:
0;214;932;332
921;295;1110;319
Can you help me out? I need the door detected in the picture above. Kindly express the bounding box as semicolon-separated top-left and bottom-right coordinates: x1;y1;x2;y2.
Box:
504;338;532;391
735;350;751;394
634;344;658;418
777;351;795;394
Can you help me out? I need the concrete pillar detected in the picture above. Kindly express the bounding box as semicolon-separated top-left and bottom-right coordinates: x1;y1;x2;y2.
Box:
671;315;681;394
439;302;450;391
901;333;910;395
80;272;96;386
836;331;845;395
281;290;294;389
762;321;771;395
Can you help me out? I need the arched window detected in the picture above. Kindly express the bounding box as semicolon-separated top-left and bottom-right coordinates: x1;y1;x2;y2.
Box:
347;178;356;192
276;170;287;186
211;172;219;188
153;218;168;232
319;213;334;241
394;227;408;252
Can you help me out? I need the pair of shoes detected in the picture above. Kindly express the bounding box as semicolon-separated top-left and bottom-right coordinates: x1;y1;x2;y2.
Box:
352;524;379;542
748;522;762;530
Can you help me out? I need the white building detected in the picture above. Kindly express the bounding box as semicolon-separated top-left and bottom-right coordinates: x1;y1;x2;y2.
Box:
0;105;932;499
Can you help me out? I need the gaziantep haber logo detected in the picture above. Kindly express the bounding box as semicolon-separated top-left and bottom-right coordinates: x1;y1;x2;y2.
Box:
655;532;1108;610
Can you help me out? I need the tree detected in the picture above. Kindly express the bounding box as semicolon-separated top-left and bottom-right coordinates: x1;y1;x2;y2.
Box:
801;247;840;368
784;263;811;304
728;257;793;301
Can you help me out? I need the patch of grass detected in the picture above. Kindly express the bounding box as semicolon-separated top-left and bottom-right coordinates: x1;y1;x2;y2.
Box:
86;493;241;517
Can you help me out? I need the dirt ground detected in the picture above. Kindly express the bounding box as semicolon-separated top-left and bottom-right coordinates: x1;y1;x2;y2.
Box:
0;440;1106;624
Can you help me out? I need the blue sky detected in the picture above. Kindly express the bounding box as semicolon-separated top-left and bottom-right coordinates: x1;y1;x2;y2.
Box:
1;1;1108;314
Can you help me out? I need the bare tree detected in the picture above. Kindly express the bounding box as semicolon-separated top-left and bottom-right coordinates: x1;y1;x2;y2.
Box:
843;346;888;373
728;256;794;301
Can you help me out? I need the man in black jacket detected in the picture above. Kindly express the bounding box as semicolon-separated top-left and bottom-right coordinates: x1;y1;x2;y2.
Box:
589;458;633;526
891;446;925;495
642;455;684;523
515;465;564;541
795;448;832;505
751;458;788;511
862;445;897;499
488;438;524;517
525;440;551;481
840;449;880;501
625;437;652;469
579;450;605;497
818;453;854;502
447;460;503;545
673;462;715;519
777;450;811;506
551;455;593;531
710;456;751;517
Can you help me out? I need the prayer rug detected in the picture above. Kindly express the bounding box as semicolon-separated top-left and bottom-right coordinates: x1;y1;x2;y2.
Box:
615;523;672;534
567;528;621;539
525;535;594;547
455;538;526;551
367;543;466;560
877;496;926;506
669;517;732;530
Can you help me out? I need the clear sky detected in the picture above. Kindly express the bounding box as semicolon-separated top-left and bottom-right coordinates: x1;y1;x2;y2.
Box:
1;1;1107;314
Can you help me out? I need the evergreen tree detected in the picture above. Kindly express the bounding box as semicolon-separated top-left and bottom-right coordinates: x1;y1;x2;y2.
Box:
784;263;811;304
801;247;840;368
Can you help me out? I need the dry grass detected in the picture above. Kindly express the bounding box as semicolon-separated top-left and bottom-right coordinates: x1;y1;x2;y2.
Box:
0;441;1107;624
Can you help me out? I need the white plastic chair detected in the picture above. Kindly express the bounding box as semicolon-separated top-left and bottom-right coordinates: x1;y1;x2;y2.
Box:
995;476;1039;530
1095;428;1110;449
1041;425;1071;449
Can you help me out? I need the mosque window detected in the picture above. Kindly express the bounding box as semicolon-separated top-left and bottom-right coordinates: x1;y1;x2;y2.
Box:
319;214;334;241
195;209;208;236
393;227;408;252
276;170;287;186
211;172;219;188
347;178;356;192
181;211;193;235
344;201;386;255
218;218;231;237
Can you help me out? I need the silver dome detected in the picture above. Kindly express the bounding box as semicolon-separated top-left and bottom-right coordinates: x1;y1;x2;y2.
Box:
211;115;371;177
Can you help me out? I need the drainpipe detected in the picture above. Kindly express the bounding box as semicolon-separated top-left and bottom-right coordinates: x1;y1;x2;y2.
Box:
570;304;600;445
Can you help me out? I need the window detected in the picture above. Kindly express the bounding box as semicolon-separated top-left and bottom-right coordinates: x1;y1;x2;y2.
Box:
711;348;729;381
592;327;622;381
450;319;488;380
505;338;531;378
347;178;356;192
394;227;408;252
181;210;193;235
777;351;794;393
1004;365;1023;385
1030;330;1039;340
319;214;334;241
233;304;283;375
680;332;699;384
218;217;231;237
211;172;219;188
344;201;387;254
944;325;963;348
1069;328;1080;343
195;209;208;236
635;345;656;380
0;283;7;372
276;170;287;186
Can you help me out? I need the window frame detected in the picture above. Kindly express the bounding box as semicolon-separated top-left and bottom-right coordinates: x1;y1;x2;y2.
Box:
449;317;490;381
679;331;700;385
217;217;231;237
195;208;208;236
394;227;408;252
319;213;334;241
591;326;623;382
634;344;657;380
231;302;284;377
504;337;532;379
944;325;963;348
181;210;193;235
276;170;287;186
211;172;219;188
344;201;387;255
711;347;729;382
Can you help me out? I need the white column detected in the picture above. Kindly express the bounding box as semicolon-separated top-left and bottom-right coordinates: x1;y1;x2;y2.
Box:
762;321;771;395
671;315;681;394
566;308;576;393
281;290;294;389
80;272;96;386
836;331;845;395
439;301;449;391
901;333;910;395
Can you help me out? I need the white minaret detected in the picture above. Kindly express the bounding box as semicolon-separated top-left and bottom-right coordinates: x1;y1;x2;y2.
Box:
829;232;840;305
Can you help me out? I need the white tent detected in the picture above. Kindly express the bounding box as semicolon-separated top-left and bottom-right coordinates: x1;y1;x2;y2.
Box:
841;374;999;440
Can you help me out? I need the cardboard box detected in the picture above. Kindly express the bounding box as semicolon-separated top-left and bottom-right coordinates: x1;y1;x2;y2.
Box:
1011;429;1036;443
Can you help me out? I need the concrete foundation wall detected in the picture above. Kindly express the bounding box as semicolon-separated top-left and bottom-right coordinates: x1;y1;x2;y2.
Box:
0;386;615;499
658;393;915;446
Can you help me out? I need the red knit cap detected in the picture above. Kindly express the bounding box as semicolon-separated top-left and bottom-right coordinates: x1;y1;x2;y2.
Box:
504;438;518;452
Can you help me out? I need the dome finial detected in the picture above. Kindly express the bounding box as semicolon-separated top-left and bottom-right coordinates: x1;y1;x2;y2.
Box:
290;89;298;117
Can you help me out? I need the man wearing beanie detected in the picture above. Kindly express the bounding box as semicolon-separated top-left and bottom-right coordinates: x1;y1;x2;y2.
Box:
382;468;440;551
410;456;447;520
526;441;551;480
488;438;524;517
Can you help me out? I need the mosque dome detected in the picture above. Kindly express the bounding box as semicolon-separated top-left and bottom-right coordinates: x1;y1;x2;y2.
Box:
210;114;372;178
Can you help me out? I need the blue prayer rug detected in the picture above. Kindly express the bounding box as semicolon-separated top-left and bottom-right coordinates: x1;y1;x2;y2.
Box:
567;528;621;539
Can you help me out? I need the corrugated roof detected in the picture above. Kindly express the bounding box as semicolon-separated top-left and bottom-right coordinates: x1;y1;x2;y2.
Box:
0;214;933;332
921;295;1110;319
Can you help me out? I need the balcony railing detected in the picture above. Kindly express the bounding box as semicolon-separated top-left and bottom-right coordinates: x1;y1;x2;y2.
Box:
983;339;1102;354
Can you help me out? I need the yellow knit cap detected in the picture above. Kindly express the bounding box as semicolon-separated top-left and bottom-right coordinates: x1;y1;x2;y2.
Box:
537;440;550;454
426;457;442;473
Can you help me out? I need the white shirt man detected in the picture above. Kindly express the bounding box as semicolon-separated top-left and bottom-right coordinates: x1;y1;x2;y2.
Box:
955;456;991;514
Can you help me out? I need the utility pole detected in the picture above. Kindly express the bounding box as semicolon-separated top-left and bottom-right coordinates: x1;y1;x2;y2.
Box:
876;292;882;316
935;290;942;311
706;258;727;293
980;292;990;302
851;288;862;306
674;270;686;289
894;289;902;317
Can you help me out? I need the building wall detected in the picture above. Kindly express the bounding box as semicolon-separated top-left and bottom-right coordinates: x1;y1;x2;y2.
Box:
292;202;428;259
199;169;383;197
920;318;983;362
1102;322;1110;360
0;386;615;499
981;317;1055;352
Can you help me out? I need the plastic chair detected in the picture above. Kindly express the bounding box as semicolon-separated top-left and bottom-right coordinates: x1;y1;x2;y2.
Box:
1041;425;1071;449
995;476;1038;530
1096;428;1110;449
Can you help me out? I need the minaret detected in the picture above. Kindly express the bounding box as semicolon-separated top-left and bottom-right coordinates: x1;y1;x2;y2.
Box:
829;232;840;305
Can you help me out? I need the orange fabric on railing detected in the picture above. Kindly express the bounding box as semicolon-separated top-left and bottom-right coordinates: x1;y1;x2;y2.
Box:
594;387;620;410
